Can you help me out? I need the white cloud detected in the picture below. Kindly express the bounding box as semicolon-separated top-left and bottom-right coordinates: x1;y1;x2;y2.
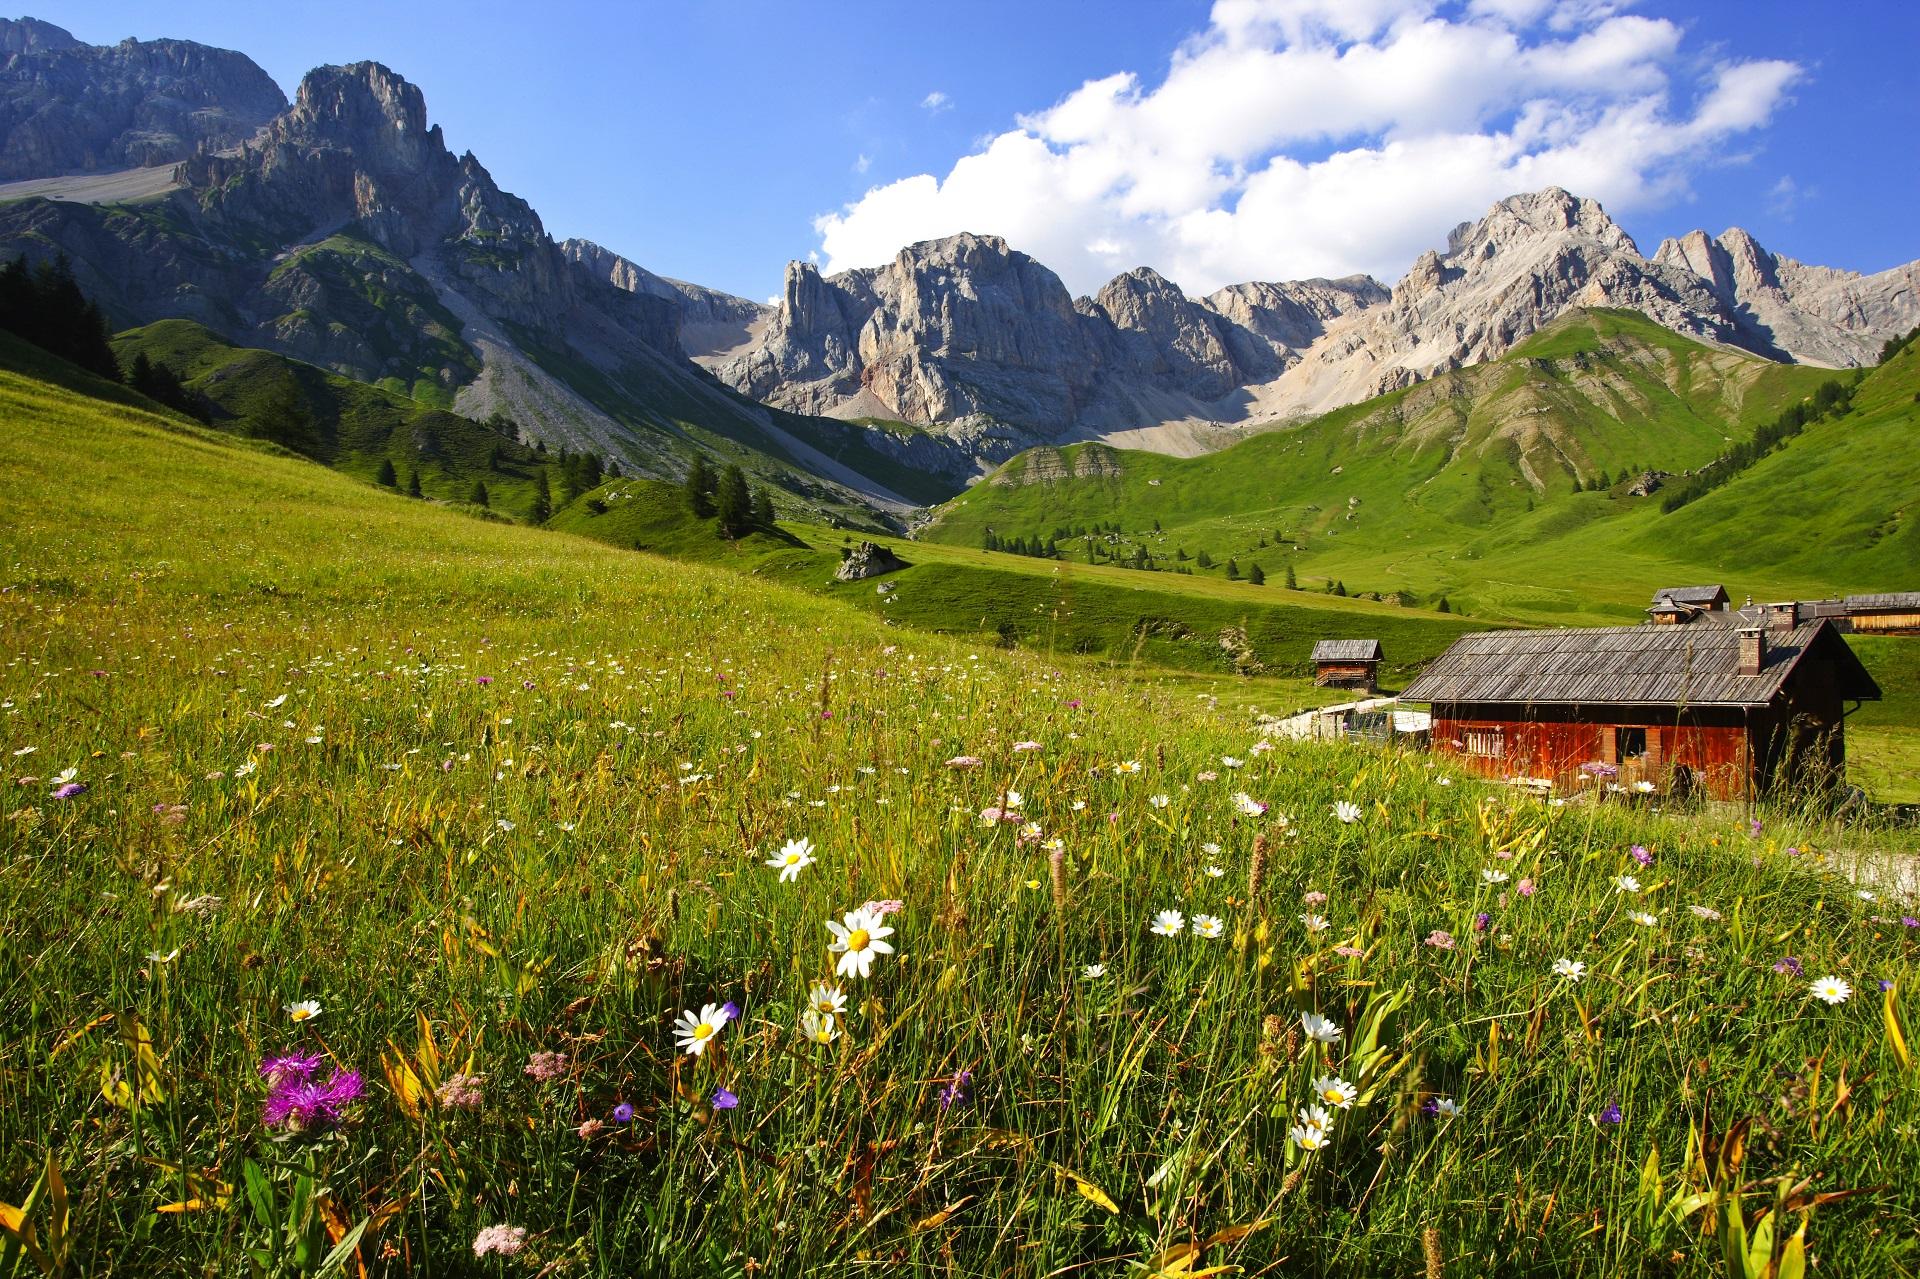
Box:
920;90;952;113
814;2;1801;295
853;153;871;174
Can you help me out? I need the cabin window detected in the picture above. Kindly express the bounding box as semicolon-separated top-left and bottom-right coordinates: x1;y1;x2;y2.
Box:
1464;728;1505;759
1618;728;1647;760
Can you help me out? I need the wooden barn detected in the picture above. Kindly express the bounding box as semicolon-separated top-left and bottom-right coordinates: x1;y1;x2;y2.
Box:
1646;584;1731;624
1313;639;1382;691
1400;618;1879;801
1845;592;1920;636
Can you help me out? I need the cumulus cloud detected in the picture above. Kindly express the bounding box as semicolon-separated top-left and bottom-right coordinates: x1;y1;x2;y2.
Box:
813;1;1801;295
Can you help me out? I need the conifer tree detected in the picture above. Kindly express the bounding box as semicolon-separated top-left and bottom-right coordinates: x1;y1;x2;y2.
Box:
530;470;552;522
375;458;398;487
1248;562;1265;585
1437;596;1452;614
715;463;753;537
469;480;489;507
407;469;424;499
1225;557;1241;581
1196;549;1214;569
1285;562;1298;589
685;456;715;518
752;486;777;529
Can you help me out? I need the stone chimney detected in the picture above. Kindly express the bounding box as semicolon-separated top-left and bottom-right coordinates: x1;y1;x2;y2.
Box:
1737;627;1766;677
1764;600;1800;633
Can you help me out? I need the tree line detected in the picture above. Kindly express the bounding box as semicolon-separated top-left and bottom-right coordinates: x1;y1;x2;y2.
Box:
1659;377;1857;513
684;455;778;538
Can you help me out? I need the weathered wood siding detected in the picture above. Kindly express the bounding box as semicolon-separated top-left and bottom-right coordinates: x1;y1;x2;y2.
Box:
1851;612;1920;636
1315;661;1378;690
1429;705;1755;799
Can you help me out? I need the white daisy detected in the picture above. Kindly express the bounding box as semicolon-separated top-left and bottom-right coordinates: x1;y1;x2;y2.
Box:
1150;909;1186;937
1808;975;1851;1005
1290;1104;1333;1151
1300;913;1331;932
1082;963;1107;980
1191;914;1225;939
1300;1012;1342;1044
1205;864;1226;879
673;1003;729;1056
806;982;846;1016
825;907;896;979
1480;868;1510;885
1552;958;1586;982
1628;911;1659;927
1432;1097;1462;1118
766;837;817;882
285;999;322;1023
1613;874;1642;894
1333;800;1362;824
1312;1074;1358;1109
799;1009;839;1044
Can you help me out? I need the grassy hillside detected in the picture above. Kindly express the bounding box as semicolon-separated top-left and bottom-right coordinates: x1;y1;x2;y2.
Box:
111;319;564;519
925;310;1885;624
2;309;1917;1277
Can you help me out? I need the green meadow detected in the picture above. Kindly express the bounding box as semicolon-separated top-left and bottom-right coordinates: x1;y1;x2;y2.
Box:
1;326;1917;1276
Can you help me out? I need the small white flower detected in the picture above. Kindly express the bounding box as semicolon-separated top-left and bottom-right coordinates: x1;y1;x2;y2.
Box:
1333;800;1362;824
1628;911;1659;927
1311;1074;1358;1109
799;1009;839;1044
1220;756;1244;769
1808;976;1851;1005
1149;793;1171;809
1082;963;1107;980
1689;904;1722;921
1300;1012;1342;1044
265;694;288;709
825;907;896;979
1191;914;1224;939
1552;958;1586;982
1300;913;1331;932
807;983;847;1016
1233;792;1267;816
1290;1104;1333;1151
1612;874;1642;894
1204;864;1226;879
766;838;817;882
673;1003;729;1056
1480;868;1510;885
285;999;322;1022
1150;909;1185;937
1432;1097;1462;1118
1201;842;1221;856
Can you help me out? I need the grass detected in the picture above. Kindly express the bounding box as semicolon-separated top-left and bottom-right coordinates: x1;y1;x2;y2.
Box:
923;309;1909;627
1;312;1918;1277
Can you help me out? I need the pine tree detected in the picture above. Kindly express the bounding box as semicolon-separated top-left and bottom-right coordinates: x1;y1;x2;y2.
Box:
407;469;424;498
1248;562;1265;585
1333;580;1347;597
1284;562;1298;589
752;486;777;529
1196;549;1214;569
375;457;398;487
529;470;552;523
1437;596;1452;614
1225;557;1241;581
685;456;715;518
715;463;753;537
468;480;489;507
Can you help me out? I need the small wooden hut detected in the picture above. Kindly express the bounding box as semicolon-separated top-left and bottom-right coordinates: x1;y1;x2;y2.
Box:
1844;592;1920;636
1646;584;1730;624
1312;639;1382;691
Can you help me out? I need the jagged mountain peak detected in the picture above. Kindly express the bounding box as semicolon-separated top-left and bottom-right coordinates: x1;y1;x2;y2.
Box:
0;16;81;54
277;61;447;175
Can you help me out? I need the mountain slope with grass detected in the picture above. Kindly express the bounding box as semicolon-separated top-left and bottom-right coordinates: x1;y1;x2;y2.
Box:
1;276;1917;1277
925;309;1912;624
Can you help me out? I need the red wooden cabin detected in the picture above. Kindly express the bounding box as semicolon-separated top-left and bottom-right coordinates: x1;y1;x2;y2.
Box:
1400;618;1879;801
1313;639;1382;691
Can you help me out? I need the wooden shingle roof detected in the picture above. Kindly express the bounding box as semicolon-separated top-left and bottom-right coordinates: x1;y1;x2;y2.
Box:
1649;584;1729;607
1399;620;1878;707
1312;639;1382;662
1845;592;1920;611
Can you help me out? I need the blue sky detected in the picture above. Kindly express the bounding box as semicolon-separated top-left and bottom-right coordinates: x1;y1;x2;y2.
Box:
33;1;1920;300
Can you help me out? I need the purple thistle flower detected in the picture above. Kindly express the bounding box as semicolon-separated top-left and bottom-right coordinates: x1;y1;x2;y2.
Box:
711;1087;739;1110
938;1069;972;1110
1474;912;1491;933
259;1051;323;1087
1599;1101;1623;1125
1773;956;1804;977
612;1102;634;1124
476;676;493;686
1630;845;1653;866
263;1068;363;1133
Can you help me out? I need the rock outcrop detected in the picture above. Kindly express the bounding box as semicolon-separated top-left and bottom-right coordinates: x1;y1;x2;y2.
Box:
0;17;285;180
834;541;908;581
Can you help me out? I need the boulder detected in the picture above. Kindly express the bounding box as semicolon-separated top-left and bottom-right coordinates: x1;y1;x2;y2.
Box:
835;541;908;581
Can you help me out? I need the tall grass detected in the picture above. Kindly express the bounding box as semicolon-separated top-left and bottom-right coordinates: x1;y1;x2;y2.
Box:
0;366;1915;1276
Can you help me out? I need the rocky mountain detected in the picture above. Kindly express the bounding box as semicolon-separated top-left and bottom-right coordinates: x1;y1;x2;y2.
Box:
0;50;949;514
0;17;285;180
560;237;767;358
714;188;1920;458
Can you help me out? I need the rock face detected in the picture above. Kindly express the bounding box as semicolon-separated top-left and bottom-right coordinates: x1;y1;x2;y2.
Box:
0;51;956;513
715;187;1920;458
0;17;286;180
560;238;767;357
834;541;908;581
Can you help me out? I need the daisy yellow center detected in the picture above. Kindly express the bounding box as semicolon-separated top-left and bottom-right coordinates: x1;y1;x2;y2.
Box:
292;1008;313;1020
1322;1086;1343;1102
694;1022;715;1041
847;928;871;952
784;853;801;865
815;999;834;1012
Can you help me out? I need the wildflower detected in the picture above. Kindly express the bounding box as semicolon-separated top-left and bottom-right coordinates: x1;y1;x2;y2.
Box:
1115;760;1142;774
1332;800;1362;824
524;1051;569;1083
1082;963;1106;979
1312;1075;1358;1109
1334;945;1365;958
1303;890;1328;906
1517;877;1536;897
284;999;322;1023
51;781;86;800
576;1117;605;1140
1150;909;1186;937
861;898;905;920
1191;914;1225;939
1612;874;1642;894
711;1087;739;1111
1630;845;1653;866
1013;740;1042;752
1748;818;1764;837
1474;912;1491;932
1878;979;1894;993
1904;916;1920;929
259;1051;323;1087
826;907;896;979
1149;793;1171;809
673;1004;730;1056
938;1069;971;1110
1773;956;1804;977
612;1103;635;1124
1431;1097;1462;1118
1480;868;1509;885
472;1225;526;1257
1290;1104;1333;1151
799;1010;839;1044
1425;930;1455;950
721;1000;742;1022
1232;792;1267;816
262;1069;363;1134
1628;911;1659;927
1808;976;1852;1005
946;755;983;768
1300;1012;1342;1045
1300;913;1330;932
1689;905;1722;921
1205;864;1225;878
807;983;847;1017
1221;755;1245;768
766;837;816;882
435;1073;485;1109
1552;958;1586;982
